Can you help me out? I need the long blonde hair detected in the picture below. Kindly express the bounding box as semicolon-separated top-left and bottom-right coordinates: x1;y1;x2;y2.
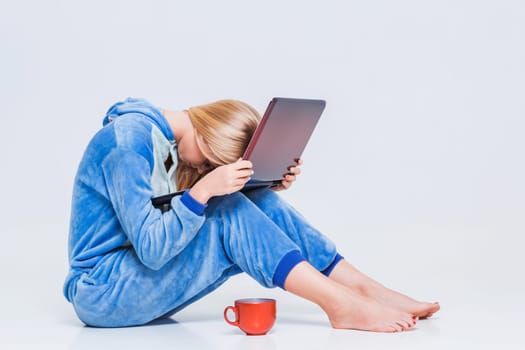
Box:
176;99;261;190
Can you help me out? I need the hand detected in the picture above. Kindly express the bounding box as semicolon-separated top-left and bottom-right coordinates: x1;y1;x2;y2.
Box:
190;159;253;203
273;159;302;192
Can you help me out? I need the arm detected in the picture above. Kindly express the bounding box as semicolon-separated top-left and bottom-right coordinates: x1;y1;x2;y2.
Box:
102;148;205;270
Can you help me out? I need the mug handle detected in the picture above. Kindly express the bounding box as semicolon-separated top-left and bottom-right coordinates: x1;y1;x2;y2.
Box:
224;306;239;326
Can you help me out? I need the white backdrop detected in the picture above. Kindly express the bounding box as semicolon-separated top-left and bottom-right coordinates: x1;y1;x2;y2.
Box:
1;0;524;339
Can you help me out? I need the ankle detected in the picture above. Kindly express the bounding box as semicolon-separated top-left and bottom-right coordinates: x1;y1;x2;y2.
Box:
347;280;374;297
316;281;349;316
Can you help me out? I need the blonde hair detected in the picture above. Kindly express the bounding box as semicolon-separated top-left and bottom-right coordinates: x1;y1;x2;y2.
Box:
175;99;261;190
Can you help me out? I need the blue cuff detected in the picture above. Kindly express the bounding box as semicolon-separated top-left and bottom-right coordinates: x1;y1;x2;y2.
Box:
272;250;306;289
321;253;344;277
180;190;207;216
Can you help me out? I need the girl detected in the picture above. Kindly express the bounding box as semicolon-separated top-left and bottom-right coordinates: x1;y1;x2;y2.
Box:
63;97;439;331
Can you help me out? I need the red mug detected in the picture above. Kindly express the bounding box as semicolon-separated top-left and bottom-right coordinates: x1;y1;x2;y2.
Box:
223;298;276;335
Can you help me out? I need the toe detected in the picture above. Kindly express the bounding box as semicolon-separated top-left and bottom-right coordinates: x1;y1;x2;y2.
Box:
392;323;403;332
396;321;408;331
385;326;397;333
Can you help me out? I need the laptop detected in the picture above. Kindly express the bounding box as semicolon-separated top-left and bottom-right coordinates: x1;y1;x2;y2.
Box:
242;97;325;189
152;97;326;211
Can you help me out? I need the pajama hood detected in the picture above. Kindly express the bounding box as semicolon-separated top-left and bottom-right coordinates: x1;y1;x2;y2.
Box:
102;97;175;142
63;97;206;304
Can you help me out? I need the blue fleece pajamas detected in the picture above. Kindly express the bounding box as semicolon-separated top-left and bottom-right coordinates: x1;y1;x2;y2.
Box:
63;98;340;327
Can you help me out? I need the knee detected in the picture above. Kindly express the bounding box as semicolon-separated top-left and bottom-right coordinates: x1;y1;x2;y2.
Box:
244;188;279;205
207;192;257;217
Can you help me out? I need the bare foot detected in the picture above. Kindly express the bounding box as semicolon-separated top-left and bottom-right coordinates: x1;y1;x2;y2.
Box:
325;286;417;333
329;261;440;318
363;284;440;319
283;261;418;332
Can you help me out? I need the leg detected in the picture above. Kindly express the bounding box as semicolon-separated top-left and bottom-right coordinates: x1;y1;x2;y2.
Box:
245;189;439;318
329;260;440;318
284;262;417;332
71;193;306;327
71;228;241;327
234;191;418;331
243;189;338;271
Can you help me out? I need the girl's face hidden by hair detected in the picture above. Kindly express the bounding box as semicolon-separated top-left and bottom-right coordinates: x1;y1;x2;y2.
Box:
177;130;213;174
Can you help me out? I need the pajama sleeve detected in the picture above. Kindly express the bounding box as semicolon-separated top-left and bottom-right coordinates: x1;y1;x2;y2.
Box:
101;148;206;270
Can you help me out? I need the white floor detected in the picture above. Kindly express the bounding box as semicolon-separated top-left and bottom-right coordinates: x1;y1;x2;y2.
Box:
1;223;524;350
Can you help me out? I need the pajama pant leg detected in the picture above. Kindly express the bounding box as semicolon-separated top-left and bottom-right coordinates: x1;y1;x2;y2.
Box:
71;192;323;327
243;188;339;271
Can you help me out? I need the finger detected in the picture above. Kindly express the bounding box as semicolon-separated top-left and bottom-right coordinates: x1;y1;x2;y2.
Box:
234;172;253;183
294;158;303;165
284;174;296;182
234;159;253;170
287;166;301;176
233;176;251;185
272;185;284;192
229;178;248;190
280;180;291;189
237;169;254;179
